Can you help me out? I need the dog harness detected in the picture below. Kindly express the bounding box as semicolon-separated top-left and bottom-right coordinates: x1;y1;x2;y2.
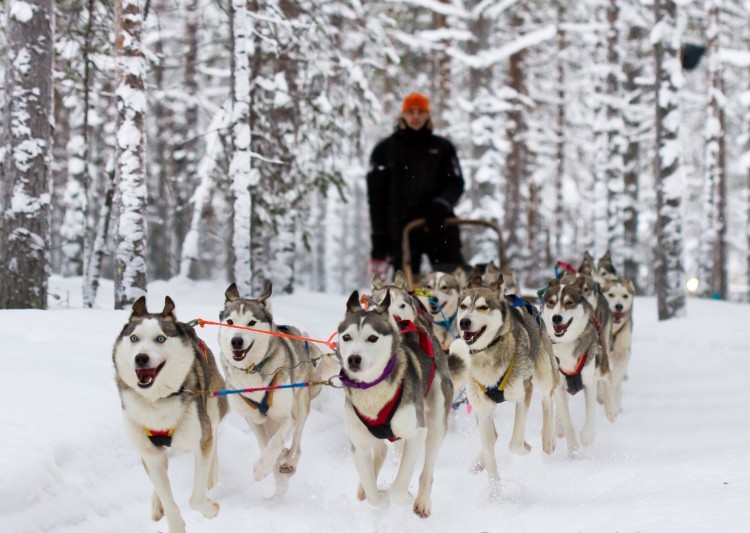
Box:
144;427;175;447
239;372;281;416
475;358;514;403
395;318;436;397
559;351;589;395
433;310;458;339
353;385;405;442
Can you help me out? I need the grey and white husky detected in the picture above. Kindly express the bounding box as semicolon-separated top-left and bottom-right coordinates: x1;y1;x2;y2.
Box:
337;290;469;517
602;278;636;412
540;277;613;453
113;296;228;533
218;283;338;496
416;270;465;348
450;275;558;494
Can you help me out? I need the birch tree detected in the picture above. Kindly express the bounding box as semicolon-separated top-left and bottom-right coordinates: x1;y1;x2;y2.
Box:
113;0;148;309
1;0;54;309
653;0;686;319
699;0;727;299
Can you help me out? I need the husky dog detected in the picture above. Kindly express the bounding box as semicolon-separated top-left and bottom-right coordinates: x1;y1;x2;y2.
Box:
416;270;465;348
541;277;612;452
560;271;617;420
371;271;427;326
450;276;558;493
579;251;618;285
218;283;337;496
113;296;228;533
602;278;635;412
337;291;468;517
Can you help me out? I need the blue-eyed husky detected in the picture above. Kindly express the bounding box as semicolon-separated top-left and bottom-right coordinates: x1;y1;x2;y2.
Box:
113;296;227;533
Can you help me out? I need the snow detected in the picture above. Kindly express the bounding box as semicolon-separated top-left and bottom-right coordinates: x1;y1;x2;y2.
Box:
10;1;36;24
1;275;748;532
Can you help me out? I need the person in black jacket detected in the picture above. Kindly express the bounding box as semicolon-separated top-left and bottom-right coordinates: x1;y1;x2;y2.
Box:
367;93;465;279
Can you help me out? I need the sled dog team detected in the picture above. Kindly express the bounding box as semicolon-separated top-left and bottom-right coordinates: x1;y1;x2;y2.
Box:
113;251;635;532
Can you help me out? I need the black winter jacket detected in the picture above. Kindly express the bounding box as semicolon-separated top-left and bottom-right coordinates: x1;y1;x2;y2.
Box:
366;125;464;259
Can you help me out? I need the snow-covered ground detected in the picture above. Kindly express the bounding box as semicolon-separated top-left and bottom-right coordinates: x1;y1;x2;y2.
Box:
1;276;748;532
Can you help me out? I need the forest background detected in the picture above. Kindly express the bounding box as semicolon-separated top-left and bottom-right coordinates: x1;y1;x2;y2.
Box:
2;0;750;318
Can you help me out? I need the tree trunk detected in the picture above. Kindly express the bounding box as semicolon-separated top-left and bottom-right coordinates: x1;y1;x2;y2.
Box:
605;0;625;266
1;0;54;309
653;0;686;320
113;0;148;309
700;0;727;299
229;0;254;294
554;1;566;260
505;11;529;277
621;17;646;287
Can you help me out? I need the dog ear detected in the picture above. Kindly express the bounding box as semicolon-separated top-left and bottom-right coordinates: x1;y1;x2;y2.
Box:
468;274;484;289
625;279;636;295
372;274;384;290
488;273;505;294
131;296;148;318
572;275;586;290
257;283;272;304
600;250;612;263
393;270;407;290
485;262;499;274
346;290;361;313
225;283;240;303
579;251;594;274
377;290;391;314
452;267;467;288
161;296;176;319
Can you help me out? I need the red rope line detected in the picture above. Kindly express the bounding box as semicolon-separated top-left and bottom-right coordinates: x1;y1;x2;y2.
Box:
195;318;338;351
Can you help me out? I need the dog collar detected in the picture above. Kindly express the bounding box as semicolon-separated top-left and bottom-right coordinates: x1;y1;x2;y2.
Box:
475;357;514;403
241;354;271;375
145;427;174;447
239;372;280;416
339;353;397;390
469;333;503;355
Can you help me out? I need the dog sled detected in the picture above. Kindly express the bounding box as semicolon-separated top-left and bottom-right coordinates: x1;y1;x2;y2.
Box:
401;217;507;290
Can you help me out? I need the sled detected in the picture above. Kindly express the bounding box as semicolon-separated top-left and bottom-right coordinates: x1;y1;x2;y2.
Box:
401;217;507;290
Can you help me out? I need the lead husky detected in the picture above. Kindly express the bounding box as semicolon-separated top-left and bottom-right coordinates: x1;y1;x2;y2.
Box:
218;283;337;496
337;290;468;517
113;296;228;533
602;278;635;412
450;275;558;494
540;277;612;452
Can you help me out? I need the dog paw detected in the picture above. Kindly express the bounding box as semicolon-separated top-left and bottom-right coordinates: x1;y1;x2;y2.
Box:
391;488;414;507
190;497;220;518
356;484;366;501
580;426;595;447
150;493;164;521
469;451;485;474
509;440;531;456
166;517;187;533
542;435;556;455
413;494;431;518
605;409;617;424
367;490;390;509
278;462;296;475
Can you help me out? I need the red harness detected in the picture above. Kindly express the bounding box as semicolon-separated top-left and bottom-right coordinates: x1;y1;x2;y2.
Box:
395;318;436;397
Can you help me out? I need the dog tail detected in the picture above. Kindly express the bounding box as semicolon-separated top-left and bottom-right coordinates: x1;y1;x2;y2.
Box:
447;338;471;391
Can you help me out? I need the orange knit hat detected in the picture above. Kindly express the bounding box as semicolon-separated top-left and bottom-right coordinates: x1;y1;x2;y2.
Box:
402;93;430;113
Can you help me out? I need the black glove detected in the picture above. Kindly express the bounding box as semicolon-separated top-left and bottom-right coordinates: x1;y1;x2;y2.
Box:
426;199;452;234
371;233;390;260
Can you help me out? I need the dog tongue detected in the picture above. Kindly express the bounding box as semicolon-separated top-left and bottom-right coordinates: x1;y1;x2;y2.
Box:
553;324;567;335
614;311;625;321
136;368;157;382
463;331;474;342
